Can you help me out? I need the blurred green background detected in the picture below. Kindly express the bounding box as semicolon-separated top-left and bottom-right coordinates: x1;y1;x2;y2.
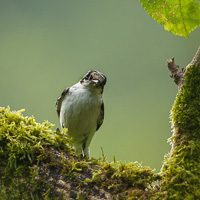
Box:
1;0;199;172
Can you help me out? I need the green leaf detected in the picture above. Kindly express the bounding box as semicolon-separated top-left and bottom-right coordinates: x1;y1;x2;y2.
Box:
139;0;200;37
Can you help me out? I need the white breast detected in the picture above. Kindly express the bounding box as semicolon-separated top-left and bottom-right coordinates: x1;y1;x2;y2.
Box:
60;83;102;145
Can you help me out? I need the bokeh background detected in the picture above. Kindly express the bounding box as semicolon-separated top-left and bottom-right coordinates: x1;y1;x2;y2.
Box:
1;0;199;172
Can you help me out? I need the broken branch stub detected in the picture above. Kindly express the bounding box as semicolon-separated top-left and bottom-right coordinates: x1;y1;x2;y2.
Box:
167;58;185;91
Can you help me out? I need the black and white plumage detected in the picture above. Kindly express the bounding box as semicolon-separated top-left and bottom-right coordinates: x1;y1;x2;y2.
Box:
56;70;106;157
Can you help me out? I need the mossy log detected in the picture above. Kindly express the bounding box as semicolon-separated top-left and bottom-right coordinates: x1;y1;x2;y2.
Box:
0;46;200;199
0;107;159;199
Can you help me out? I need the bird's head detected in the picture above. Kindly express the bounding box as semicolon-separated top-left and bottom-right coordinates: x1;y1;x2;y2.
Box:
80;70;107;92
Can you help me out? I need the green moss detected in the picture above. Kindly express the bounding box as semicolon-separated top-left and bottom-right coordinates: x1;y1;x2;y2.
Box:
160;64;200;199
0;106;160;199
0;106;73;199
91;160;160;199
171;64;200;134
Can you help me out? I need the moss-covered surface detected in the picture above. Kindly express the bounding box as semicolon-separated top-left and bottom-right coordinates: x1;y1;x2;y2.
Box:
0;107;160;199
159;64;200;199
1;64;200;199
0;107;72;199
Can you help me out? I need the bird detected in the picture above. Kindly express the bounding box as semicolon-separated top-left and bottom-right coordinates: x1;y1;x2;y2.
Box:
56;70;106;157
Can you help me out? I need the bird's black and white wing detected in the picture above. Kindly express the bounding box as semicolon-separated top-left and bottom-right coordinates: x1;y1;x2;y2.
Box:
96;102;104;131
56;88;69;119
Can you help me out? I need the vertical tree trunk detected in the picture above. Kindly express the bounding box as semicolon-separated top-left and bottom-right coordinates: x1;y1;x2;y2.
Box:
159;46;200;199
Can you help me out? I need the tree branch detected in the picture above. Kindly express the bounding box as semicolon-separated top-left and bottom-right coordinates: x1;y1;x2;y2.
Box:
0;107;159;200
